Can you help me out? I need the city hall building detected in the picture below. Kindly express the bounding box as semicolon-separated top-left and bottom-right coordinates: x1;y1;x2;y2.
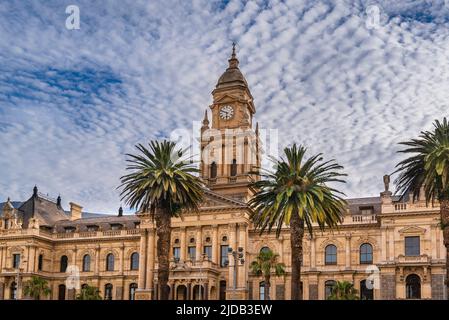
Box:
0;48;446;300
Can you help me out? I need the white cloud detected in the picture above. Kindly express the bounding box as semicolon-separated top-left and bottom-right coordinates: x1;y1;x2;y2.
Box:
0;0;449;213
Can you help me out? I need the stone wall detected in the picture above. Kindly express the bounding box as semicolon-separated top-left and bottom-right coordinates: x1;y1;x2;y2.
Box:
308;284;318;300
275;284;285;300
431;274;445;300
380;275;396;300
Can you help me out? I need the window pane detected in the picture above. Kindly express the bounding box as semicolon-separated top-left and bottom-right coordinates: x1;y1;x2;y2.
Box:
405;236;420;256
360;243;373;264
259;282;265;300
131;253;139;270
188;247;196;260
203;246;212;260
325;281;335;299
60;256;68;272
107;254;114;271
220;245;229;267
83;255;90;272
12;254;20;269
325;245;337;265
38;254;43;271
173;247;180;260
360;280;373;300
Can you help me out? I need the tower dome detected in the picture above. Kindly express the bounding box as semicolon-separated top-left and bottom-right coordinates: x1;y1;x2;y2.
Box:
215;43;248;89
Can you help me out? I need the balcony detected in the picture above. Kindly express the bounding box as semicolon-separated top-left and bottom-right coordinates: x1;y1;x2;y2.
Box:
342;214;378;225
0;228;141;240
395;254;430;265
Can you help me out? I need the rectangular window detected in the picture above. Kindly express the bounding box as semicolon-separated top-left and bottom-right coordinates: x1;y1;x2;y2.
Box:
203;246;212;260
220;245;229;267
87;225;99;232
173;247;180;261
405;236;420;256
360;206;374;215
188;247;196;260
110;224;122;230
12;254;20;269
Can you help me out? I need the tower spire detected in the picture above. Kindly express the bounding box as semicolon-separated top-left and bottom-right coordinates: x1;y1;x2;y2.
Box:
228;42;239;69
203;109;209;125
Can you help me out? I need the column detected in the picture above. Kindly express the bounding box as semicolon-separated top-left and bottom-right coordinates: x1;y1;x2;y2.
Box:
119;244;125;274
0;246;3;271
186;283;191;300
381;228;387;261
431;224;437;259
345;233;351;270
94;245;100;275
196;227;202;261
28;245;36;272
180;227;187;262
146;229;155;296
71;247;77;269
228;223;237;295
310;236;316;269
237;223;247;290
2;247;6;271
212;225;219;265
204;282;209;300
388;228;395;260
138;229;148;289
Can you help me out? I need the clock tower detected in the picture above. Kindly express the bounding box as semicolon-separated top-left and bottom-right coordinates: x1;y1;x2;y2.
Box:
200;44;261;201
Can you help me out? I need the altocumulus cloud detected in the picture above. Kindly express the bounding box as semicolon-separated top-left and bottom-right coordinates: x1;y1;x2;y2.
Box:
0;0;449;213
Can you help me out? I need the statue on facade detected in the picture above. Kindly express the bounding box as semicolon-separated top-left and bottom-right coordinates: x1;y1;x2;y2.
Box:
383;174;390;192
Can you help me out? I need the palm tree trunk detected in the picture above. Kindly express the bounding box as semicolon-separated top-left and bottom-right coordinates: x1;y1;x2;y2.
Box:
264;275;270;300
441;198;449;300
155;208;172;300
290;212;304;300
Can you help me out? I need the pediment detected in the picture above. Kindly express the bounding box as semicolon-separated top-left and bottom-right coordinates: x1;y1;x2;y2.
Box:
199;189;247;209
398;226;426;235
214;94;240;104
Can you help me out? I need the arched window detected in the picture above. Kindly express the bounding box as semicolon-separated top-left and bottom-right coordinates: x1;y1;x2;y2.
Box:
230;159;237;176
10;282;17;300
129;283;138;300
177;285;188;300
58;284;66;300
60;255;68;272
104;283;113;300
106;253;114;271
406;274;421;299
360;243;373;264
82;254;91;272
260;246;270;254
210;162;217;179
324;280;336;299
38;254;43;271
360;279;373;300
130;252;139;270
325;245;337;265
259;281;265;300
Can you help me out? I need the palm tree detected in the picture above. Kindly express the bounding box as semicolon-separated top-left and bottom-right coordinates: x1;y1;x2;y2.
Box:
249;144;347;300
250;248;285;300
327;281;359;300
23;276;51;300
76;285;102;300
119;140;204;300
395;117;449;299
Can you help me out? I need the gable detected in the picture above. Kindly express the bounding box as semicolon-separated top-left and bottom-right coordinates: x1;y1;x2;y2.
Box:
199;189;247;209
398;226;426;235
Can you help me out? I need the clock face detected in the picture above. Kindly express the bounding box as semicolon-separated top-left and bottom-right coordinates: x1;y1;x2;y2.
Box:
219;105;234;120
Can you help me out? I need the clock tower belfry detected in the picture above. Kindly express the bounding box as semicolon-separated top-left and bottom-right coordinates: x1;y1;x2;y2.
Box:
200;44;261;201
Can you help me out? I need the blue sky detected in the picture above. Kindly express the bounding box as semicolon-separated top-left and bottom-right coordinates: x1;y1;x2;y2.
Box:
1;0;449;214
